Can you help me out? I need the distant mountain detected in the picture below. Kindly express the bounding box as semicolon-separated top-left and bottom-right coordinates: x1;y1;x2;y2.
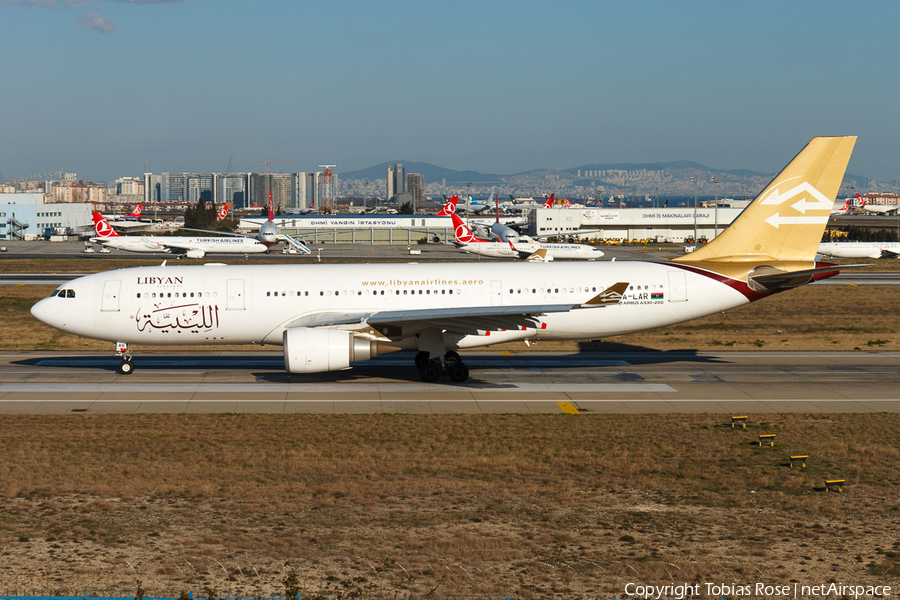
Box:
342;161;503;184
341;160;871;193
563;161;772;178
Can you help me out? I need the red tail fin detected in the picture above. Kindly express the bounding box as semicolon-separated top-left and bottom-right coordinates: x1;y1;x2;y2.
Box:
451;213;488;243
268;190;274;221
542;194;555;209
437;196;458;216
127;204;142;218
92;212;120;238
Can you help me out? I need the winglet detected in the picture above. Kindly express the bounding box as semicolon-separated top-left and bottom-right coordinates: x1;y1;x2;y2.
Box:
579;282;629;307
523;248;552;262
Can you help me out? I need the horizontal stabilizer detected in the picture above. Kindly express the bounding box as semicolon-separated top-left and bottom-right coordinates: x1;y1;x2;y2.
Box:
748;264;867;292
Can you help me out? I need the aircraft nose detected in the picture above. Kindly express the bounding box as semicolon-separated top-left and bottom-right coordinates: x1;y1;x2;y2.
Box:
31;297;59;328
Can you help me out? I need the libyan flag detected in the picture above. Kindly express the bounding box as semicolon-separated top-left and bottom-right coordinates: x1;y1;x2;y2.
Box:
651;292;664;299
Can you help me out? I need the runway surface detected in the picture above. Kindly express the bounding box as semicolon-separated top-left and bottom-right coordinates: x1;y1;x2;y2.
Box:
2;350;898;414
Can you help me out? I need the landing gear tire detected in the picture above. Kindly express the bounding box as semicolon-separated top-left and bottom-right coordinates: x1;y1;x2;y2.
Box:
419;362;442;382
117;360;134;375
447;363;469;383
415;351;430;370
444;351;461;367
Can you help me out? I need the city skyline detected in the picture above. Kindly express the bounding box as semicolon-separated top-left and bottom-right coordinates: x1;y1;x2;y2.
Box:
2;1;899;184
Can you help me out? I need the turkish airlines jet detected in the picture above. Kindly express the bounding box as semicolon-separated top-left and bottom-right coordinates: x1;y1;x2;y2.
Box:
831;198;851;215
856;193;899;215
216;203;231;220
35;137;857;383
818;241;900;259
450;212;605;260
90;213;268;258
101;204;142;221
197;191;311;253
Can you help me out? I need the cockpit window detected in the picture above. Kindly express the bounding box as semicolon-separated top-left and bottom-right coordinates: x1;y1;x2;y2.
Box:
65;289;76;298
49;290;60;297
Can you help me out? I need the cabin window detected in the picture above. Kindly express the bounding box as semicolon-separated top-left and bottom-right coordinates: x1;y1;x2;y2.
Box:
403;290;408;295
267;292;271;297
320;291;324;296
152;293;157;298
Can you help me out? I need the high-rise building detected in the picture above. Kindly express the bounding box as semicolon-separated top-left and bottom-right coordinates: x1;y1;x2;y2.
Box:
213;173;247;209
387;163;405;200
406;173;423;211
294;172;318;211
248;173;292;211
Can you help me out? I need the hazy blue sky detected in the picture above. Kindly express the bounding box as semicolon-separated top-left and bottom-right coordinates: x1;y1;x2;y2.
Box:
2;0;898;183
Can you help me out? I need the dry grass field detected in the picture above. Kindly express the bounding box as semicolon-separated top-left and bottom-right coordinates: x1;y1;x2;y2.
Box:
1;414;899;598
2;265;900;597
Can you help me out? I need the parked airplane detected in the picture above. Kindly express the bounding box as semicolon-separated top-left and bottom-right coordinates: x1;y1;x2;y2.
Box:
34;137;857;383
90;213;269;258
818;241;900;259
456;195;492;215
101;204;143;221
831;198;851;215
216;203;231;220
450;213;605;260
857;193;899;215
192;191;310;254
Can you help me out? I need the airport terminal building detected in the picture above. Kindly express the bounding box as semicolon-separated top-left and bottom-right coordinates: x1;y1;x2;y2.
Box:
239;207;746;245
527;206;746;242
0;193;93;240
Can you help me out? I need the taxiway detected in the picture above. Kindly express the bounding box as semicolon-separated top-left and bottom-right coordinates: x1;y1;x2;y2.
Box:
2;350;898;414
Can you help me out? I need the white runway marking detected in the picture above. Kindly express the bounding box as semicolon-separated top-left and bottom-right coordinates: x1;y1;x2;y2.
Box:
0;382;677;395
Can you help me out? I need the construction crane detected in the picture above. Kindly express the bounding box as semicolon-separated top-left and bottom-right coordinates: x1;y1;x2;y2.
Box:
319;164;336;213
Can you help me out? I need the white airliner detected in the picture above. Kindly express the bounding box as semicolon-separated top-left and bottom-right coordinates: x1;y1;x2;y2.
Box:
33;136;857;383
818;241;900;259
831;197;851;215
187;191;311;254
857;193;900;215
440;195;525;243
90;213;269;258
450;212;605;260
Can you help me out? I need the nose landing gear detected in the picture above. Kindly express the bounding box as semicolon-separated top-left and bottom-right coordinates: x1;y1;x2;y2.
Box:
115;342;134;375
416;351;469;383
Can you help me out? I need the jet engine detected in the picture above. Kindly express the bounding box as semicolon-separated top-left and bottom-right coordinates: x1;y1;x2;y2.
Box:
185;249;206;259
283;327;379;373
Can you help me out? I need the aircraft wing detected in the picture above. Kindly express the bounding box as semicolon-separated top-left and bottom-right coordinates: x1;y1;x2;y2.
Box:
283;283;629;336
139;239;199;254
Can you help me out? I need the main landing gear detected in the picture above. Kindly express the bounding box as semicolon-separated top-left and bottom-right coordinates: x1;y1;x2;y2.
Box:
115;342;134;375
415;351;469;383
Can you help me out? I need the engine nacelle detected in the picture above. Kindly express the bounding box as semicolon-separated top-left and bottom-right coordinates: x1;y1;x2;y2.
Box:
283;327;377;373
185;249;206;259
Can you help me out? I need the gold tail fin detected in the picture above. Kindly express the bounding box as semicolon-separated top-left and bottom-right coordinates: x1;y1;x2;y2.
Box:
674;136;856;264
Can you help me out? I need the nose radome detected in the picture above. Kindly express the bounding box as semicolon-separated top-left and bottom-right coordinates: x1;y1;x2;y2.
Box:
30;298;59;328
